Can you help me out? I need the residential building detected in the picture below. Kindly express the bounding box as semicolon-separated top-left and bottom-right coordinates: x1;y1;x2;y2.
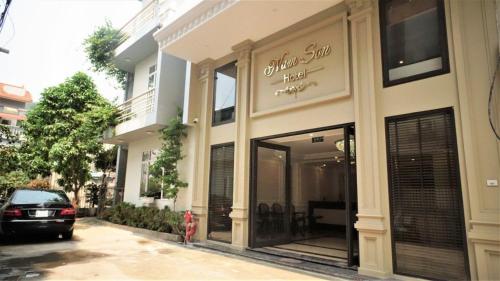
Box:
0;82;32;143
108;0;500;280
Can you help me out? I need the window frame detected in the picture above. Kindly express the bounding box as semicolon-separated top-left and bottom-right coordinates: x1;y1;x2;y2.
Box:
207;142;235;243
378;0;450;88
139;149;162;199
212;61;237;127
147;64;157;90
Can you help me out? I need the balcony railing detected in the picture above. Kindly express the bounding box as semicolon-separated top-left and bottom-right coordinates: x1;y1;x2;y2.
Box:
116;89;155;123
117;0;175;45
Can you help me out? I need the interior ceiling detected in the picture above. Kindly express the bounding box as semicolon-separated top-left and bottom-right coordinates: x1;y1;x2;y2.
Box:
267;129;345;158
160;0;341;63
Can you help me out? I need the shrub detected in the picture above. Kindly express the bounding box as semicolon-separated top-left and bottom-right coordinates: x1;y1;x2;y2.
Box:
101;203;184;235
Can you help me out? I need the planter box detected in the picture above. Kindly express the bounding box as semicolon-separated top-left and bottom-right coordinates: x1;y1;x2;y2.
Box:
96;219;183;243
76;207;97;217
140;197;155;205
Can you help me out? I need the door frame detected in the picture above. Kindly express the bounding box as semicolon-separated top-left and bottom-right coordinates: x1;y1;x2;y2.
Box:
250;141;291;248
384;107;470;280
248;122;358;261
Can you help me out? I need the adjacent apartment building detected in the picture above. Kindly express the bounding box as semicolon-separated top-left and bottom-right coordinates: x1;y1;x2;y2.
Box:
104;0;500;280
0;83;32;143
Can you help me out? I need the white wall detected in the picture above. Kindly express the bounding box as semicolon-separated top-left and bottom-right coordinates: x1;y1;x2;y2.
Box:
123;128;195;212
132;52;157;98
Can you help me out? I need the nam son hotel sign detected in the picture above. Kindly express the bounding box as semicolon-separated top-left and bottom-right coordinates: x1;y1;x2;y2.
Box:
250;13;350;118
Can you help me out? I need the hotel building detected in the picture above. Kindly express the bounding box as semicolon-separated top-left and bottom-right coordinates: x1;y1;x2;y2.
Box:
104;0;500;279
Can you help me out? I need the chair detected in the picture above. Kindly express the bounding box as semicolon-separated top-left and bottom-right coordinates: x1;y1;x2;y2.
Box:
291;205;306;237
257;203;271;236
271;203;285;233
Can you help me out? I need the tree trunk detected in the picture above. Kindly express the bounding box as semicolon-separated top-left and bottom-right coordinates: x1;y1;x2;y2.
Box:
73;186;81;208
97;173;107;216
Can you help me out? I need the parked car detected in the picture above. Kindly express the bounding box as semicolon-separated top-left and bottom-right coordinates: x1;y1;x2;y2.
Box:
0;189;76;239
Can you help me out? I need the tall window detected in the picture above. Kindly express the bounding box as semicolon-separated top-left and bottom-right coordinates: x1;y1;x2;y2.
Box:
207;144;234;243
213;62;237;126
139;150;162;198
386;108;468;280
379;0;449;87
148;64;157;90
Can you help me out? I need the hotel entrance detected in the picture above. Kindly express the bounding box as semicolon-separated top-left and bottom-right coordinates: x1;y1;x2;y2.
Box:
249;125;359;267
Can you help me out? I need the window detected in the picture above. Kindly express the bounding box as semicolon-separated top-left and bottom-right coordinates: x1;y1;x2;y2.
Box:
213;62;237;126
379;0;449;87
139;150;162;198
386;108;468;280
148;65;156;90
207;143;234;243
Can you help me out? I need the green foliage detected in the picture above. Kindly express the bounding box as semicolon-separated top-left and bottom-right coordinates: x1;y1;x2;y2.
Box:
0;124;22;174
21;72;117;206
83;21;127;89
149;109;188;207
0;171;29;198
100;203;185;235
85;182;99;208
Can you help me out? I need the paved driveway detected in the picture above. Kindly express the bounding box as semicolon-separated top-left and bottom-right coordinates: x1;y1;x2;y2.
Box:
0;219;335;280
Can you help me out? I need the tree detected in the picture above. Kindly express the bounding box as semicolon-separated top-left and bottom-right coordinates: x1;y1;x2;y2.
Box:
83;21;127;89
94;145;117;214
0;125;28;198
149;109;188;210
21;72;117;207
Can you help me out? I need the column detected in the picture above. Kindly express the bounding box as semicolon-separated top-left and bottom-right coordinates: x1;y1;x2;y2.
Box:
347;0;392;277
191;59;214;241
230;40;253;249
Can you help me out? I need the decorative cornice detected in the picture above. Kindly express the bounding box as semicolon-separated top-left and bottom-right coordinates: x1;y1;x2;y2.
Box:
346;0;375;14
158;0;237;49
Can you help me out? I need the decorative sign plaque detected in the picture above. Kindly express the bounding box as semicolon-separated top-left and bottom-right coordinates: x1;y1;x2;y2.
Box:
250;14;349;118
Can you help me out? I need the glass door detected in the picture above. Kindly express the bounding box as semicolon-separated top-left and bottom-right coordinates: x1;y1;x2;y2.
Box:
345;125;359;266
250;141;291;248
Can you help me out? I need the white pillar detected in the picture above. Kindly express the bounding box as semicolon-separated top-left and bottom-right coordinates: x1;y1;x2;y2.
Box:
230;40;253;249
347;0;392;277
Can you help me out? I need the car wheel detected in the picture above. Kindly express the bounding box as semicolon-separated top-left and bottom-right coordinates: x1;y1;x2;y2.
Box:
62;230;73;240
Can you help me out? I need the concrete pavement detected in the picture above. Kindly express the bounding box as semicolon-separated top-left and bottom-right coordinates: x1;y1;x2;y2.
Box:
0;219;343;280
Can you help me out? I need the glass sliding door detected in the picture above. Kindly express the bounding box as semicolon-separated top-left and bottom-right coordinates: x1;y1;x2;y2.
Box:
207;143;234;243
250;141;291;248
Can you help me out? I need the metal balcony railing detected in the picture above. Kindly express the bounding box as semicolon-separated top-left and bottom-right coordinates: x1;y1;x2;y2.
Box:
117;0;175;45
116;89;155;123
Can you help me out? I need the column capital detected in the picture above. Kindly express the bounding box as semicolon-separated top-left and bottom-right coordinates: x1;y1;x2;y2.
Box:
346;0;375;16
232;39;253;66
197;58;215;80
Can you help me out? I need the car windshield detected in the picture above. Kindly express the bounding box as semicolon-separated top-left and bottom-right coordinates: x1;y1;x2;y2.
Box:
11;190;70;204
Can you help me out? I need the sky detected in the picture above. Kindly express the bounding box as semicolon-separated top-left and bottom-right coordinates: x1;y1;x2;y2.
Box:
0;0;142;103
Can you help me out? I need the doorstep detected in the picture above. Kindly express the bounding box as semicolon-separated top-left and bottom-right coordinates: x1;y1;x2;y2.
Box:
192;242;378;281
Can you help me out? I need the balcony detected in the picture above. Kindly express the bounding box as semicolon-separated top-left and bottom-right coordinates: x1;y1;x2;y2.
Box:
117;89;155;124
113;0;176;72
0;106;27;122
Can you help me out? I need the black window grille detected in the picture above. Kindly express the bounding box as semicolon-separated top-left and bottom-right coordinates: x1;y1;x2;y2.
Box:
386;108;469;280
207;143;235;243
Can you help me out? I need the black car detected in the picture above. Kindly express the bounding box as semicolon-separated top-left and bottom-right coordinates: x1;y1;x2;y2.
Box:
0;189;75;239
